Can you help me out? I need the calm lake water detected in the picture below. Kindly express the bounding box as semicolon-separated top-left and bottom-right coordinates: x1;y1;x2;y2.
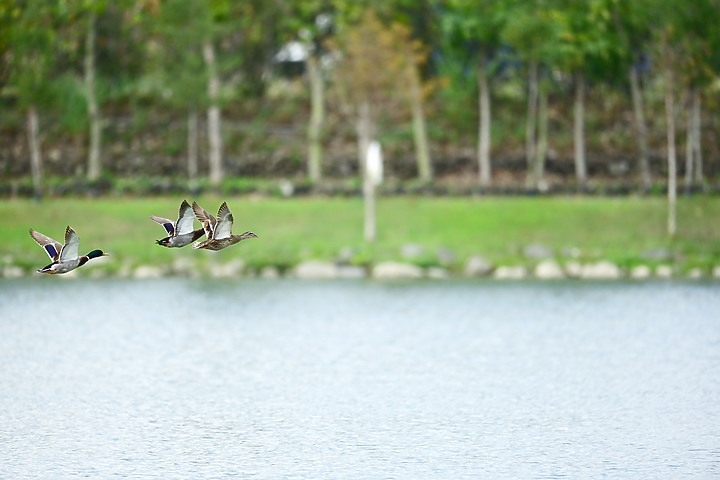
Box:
0;278;718;479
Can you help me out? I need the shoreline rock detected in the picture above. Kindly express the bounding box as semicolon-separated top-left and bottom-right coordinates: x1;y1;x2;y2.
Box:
372;262;424;279
493;265;528;280
291;260;338;279
534;260;565;279
578;261;622;280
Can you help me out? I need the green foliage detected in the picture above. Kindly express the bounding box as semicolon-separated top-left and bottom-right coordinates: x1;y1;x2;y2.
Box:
6;0;61;110
332;10;421;114
145;0;210;111
552;0;624;77
1;0;720;191
667;0;720;88
54;74;88;133
443;0;505;49
501;3;561;64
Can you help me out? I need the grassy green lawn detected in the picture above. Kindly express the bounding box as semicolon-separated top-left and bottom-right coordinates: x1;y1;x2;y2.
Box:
2;195;719;274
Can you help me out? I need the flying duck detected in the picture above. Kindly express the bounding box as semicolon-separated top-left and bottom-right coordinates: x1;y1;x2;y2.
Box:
191;201;258;251
151;199;205;248
29;226;108;274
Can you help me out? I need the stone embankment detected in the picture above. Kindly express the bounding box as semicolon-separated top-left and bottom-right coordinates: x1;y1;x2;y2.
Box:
3;242;719;280
3;260;718;280
4;259;716;280
282;258;715;280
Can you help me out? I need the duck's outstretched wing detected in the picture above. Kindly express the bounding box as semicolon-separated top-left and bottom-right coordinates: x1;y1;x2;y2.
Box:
214;202;234;240
174;200;195;236
29;229;62;261
192;202;217;240
60;226;80;261
150;215;175;236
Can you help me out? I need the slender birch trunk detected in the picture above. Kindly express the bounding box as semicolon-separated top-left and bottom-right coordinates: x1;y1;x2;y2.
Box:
684;92;694;193
187;110;199;192
307;54;325;183
573;73;587;190
629;66;651;192
684;87;704;192
534;84;548;190
478;54;492;187
357;101;376;242
85;10;102;181
691;87;703;184
525;60;539;187
663;38;677;237
409;67;432;182
27;106;42;201
203;40;223;186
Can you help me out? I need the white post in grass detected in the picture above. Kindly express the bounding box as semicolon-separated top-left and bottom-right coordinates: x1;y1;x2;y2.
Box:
367;141;383;186
364;141;383;242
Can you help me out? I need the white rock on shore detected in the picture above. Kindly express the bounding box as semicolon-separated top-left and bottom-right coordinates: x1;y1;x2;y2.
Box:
336;265;367;279
426;267;449;279
2;266;24;278
372;262;423;279
133;265;164;279
534;260;565;279
564;261;583;278
209;259;246;278
493;265;528;280
687;267;703;279
260;266;280;279
292;260;337;279
630;265;652;279
172;257;199;277
464;255;494;277
579;261;622;279
655;265;673;278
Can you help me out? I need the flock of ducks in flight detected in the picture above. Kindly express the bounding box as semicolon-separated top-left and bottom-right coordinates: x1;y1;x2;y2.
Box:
29;200;258;274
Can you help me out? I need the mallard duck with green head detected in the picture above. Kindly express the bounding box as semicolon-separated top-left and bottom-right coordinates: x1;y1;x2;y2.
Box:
192;201;258;251
150;199;205;248
29;226;108;274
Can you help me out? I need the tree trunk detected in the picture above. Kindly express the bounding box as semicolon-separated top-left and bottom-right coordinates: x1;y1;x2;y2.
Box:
573;72;587;191
629;65;651;192
409;66;432;182
187;109;199;192
203;40;223;186
534;83;548;190
357;101;376;242
307;54;325;183
85;10;102;181
691;87;703;184
684;92;694;193
27;105;42;201
663;40;677;237
478;53;491;187
525;60;539;187
684;87;704;192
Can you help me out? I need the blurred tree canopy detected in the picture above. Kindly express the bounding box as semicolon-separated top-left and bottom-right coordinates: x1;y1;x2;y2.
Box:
1;0;720;193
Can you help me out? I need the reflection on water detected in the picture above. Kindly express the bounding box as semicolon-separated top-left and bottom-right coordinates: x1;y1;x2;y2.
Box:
1;279;719;479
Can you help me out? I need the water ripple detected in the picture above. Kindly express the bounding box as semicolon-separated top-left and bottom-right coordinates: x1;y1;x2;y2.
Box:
1;279;719;479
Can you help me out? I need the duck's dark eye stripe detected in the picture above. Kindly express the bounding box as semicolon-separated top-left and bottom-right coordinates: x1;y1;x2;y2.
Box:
45;245;58;258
